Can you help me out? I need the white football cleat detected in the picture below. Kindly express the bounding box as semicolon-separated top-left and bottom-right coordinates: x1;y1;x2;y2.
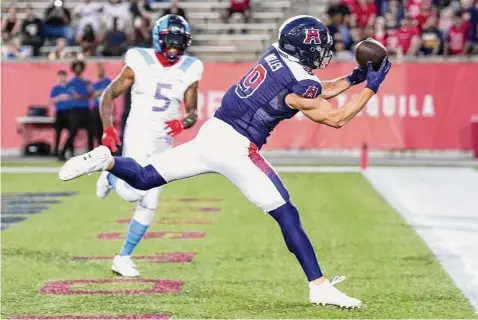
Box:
96;171;112;199
112;255;140;277
309;276;361;309
59;146;113;181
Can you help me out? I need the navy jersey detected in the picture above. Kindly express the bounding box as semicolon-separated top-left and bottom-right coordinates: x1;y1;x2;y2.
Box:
215;43;322;149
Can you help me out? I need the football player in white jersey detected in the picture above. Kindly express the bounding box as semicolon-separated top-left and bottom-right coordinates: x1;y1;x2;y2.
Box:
95;14;203;277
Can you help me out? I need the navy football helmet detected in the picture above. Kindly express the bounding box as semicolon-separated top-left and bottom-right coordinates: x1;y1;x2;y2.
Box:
278;15;333;69
153;14;192;61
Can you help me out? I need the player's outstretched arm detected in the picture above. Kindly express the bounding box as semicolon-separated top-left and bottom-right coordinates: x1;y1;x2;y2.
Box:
320;66;368;100
99;65;134;152
287;88;374;128
287;58;391;128
320;76;351;100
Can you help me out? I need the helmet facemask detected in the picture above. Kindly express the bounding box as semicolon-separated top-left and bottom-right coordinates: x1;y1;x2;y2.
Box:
313;45;333;69
306;32;333;69
160;31;191;61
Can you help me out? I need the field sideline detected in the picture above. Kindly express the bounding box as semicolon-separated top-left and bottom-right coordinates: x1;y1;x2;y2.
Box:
1;166;476;319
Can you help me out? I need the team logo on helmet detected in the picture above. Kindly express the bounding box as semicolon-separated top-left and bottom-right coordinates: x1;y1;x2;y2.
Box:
303;28;321;45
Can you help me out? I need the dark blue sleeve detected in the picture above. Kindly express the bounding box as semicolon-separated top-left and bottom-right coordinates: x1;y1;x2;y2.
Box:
50;86;60;98
290;79;322;99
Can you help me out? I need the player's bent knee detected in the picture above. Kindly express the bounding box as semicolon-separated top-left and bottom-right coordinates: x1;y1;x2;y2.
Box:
132;164;167;190
139;187;161;210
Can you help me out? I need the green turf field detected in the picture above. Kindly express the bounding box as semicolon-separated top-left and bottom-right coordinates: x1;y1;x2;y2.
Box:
1;171;476;319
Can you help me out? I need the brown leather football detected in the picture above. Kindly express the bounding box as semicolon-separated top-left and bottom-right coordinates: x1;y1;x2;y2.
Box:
354;38;388;71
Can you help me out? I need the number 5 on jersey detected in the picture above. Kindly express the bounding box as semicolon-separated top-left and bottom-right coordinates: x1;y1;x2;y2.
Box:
152;83;172;112
235;64;267;98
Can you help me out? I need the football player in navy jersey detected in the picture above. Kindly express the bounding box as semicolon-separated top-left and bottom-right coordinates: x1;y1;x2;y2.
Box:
59;15;391;308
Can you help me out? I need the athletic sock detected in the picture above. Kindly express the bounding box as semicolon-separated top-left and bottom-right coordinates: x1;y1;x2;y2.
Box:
119;219;149;256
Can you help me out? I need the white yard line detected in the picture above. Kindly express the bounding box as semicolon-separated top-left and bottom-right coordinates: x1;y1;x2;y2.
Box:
363;167;478;311
1;167;60;173
1;166;361;174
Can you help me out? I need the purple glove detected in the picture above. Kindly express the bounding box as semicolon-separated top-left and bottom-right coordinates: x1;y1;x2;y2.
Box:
365;58;392;93
346;66;368;85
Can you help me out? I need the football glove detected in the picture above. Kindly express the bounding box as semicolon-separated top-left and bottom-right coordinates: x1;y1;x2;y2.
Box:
165;119;184;137
346;66;368;85
366;58;392;93
102;126;121;152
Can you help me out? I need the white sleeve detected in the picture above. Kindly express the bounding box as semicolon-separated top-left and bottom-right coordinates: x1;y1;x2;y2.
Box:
124;48;142;73
184;59;204;88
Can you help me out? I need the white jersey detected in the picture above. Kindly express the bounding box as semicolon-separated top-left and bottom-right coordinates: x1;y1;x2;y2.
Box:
125;48;204;138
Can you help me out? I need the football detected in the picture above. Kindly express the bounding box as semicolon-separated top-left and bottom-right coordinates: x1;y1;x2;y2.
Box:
354;38;388;71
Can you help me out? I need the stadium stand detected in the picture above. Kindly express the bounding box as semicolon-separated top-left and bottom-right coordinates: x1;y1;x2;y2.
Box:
1;0;301;61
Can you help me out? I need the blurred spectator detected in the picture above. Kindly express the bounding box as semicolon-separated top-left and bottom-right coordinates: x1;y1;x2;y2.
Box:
381;0;405;28
350;26;365;45
326;0;351;26
391;17;421;56
1;7;22;41
60;60;94;160
130;0;153;20
20;5;44;56
50;69;73;157
91;63;112;146
420;15;444;55
373;16;388;45
1;38;29;59
73;0;103;38
363;25;375;38
463;0;478;52
76;23;99;56
445;11;471;55
103;0;133;33
133;16;152;47
438;3;456;33
407;0;427;19
103;17;129;56
415;1;438;31
161;0;187;21
48;37;78;60
335;37;355;59
44;0;73;43
327;0;353;50
221;0;250;24
351;0;377;27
